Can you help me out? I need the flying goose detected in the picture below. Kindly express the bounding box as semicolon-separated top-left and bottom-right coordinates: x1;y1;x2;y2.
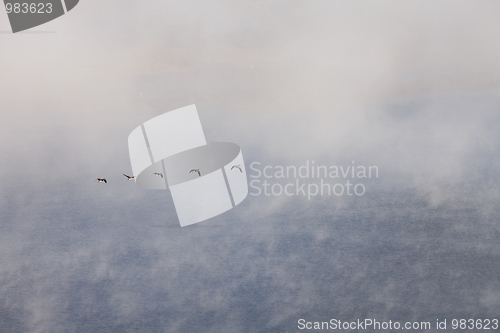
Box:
231;165;242;172
95;178;107;183
123;174;134;180
189;169;201;177
152;172;164;178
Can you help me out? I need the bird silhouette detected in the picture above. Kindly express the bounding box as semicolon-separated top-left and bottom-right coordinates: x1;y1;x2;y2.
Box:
95;178;107;183
231;165;243;172
152;172;164;178
123;174;134;180
189;169;201;177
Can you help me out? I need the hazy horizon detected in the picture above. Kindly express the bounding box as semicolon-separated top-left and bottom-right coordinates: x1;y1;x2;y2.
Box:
0;1;499;332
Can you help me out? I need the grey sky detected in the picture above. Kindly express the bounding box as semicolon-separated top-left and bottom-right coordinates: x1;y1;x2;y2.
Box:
0;1;499;332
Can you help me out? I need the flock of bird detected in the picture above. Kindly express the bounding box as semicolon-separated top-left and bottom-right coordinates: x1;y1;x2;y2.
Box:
95;165;242;184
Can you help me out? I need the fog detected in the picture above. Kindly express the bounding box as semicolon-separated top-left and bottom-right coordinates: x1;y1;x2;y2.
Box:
0;1;499;332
